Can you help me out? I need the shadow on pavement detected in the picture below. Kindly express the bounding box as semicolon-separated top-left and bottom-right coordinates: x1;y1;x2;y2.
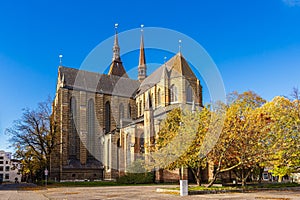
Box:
0;183;38;190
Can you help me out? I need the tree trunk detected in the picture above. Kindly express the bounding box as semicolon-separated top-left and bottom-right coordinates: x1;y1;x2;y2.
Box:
179;168;182;180
207;162;242;188
191;168;201;186
30;170;33;183
258;167;264;184
241;168;245;186
278;175;283;183
241;168;252;186
207;172;218;188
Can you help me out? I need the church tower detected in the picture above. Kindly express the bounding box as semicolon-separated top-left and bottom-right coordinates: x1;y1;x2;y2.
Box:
108;24;128;78
138;25;147;82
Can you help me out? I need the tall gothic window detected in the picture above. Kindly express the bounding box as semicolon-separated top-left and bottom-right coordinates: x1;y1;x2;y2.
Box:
117;139;121;170
128;103;131;119
187;85;193;103
170;84;178;103
151;92;155;108
87;99;95;159
107;138;110;170
126;134;131;170
105;101;111;133
139;100;143;116
157;88;161;105
69;97;78;159
139;133;145;154
119;103;124;125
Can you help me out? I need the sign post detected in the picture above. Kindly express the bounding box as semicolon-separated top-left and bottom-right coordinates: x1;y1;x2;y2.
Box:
44;169;48;188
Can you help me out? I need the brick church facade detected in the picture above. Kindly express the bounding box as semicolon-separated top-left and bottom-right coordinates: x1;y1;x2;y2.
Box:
50;28;207;182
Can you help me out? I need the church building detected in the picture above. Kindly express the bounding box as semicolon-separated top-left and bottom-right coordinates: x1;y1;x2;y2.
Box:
50;27;204;182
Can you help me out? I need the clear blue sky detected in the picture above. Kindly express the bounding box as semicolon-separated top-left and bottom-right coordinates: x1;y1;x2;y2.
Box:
1;0;300;151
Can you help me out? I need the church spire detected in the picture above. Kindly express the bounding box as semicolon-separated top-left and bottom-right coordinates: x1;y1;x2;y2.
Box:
138;24;147;82
108;24;128;78
112;23;120;61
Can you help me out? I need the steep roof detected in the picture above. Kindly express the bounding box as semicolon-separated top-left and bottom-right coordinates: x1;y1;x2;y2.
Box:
168;52;197;80
138;32;146;67
136;53;197;96
58;66;139;98
108;60;129;78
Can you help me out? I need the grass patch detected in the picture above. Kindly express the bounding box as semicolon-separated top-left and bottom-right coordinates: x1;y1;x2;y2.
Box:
163;182;300;192
163;185;235;191
249;182;299;189
189;185;236;191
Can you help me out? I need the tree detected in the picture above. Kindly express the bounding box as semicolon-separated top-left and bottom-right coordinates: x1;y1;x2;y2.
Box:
207;91;267;187
6;98;59;181
149;106;212;185
259;96;300;182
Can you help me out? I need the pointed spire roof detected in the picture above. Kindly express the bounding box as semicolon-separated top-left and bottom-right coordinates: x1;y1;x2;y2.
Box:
108;61;128;78
108;24;128;78
138;24;147;82
168;52;197;80
139;29;146;66
112;23;120;61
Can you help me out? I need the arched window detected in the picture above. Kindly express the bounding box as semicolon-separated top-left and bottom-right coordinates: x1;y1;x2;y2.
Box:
128;103;131;119
139;100;143;116
119;103;124;124
151;92;154;108
170;84;178;103
139;133;145;154
105;101;111;133
187;85;193;103
117;139;121;170
107;138;110;170
157;88;161;105
126;134;131;170
69;97;78;159
87;99;95;159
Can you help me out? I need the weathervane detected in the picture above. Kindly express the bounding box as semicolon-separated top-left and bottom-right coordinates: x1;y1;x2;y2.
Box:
59;54;63;66
115;23;118;30
141;24;144;32
179;39;182;53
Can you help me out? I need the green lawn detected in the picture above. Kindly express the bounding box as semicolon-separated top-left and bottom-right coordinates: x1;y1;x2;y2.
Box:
166;182;300;192
246;182;300;189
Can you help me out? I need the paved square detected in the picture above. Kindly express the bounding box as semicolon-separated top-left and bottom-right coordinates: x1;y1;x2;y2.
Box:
1;184;300;200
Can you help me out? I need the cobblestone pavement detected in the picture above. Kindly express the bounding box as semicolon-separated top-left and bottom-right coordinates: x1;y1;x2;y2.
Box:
1;184;300;200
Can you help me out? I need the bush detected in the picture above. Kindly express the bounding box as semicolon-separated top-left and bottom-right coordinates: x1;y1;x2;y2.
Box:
117;172;154;184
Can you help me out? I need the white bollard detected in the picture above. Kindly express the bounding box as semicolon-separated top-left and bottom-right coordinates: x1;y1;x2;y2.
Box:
180;180;188;196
